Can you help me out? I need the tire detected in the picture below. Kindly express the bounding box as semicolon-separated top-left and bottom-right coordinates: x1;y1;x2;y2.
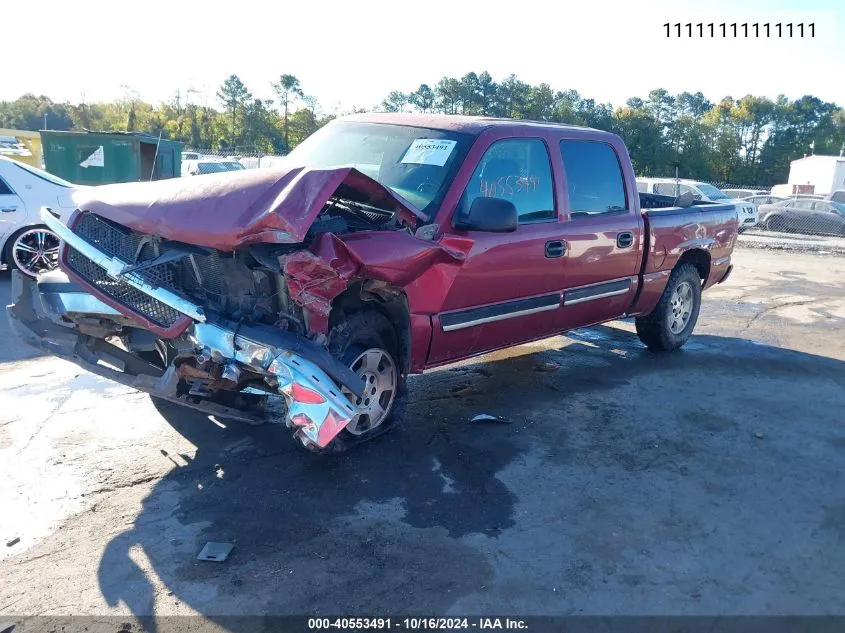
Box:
307;310;407;453
3;225;61;278
765;215;785;232
635;263;702;352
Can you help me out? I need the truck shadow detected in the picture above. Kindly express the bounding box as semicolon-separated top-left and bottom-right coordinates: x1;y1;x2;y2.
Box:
96;325;845;626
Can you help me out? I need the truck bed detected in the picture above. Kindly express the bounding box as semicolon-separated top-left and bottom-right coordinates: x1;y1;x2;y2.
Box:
639;192;735;215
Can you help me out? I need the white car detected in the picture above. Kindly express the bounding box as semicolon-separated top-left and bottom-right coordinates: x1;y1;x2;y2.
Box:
0;156;86;276
637;177;758;232
181;159;245;176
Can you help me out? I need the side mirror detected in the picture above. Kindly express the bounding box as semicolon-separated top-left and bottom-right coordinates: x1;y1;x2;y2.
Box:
453;196;518;233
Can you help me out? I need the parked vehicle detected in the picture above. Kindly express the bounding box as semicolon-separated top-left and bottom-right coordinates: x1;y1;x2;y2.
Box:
181;159;246;176
10;114;738;453
637;177;757;231
0;156;87;276
826;190;845;204
771;183;822;198
723;188;768;199
757;198;845;236
181;151;203;162
742;194;788;206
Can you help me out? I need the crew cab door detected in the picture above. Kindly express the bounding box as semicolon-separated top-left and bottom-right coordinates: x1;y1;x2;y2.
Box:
552;139;644;331
0;173;28;243
427;137;567;365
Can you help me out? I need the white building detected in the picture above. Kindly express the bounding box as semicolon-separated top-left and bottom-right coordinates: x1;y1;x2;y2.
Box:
787;154;845;196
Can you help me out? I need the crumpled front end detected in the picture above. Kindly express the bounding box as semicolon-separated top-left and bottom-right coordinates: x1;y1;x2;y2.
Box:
11;161;472;449
8;208;366;450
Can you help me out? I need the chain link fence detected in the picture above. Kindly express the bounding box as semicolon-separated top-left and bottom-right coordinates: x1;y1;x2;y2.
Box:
180;148;288;174
712;182;845;240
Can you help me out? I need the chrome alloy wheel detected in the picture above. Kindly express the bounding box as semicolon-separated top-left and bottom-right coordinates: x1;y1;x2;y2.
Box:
668;281;694;334
12;228;60;277
340;348;398;435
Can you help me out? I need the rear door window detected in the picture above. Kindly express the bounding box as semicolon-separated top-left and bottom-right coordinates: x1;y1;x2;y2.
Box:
560;140;627;216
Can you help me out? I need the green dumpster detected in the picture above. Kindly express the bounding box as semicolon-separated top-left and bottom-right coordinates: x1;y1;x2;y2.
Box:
40;131;183;185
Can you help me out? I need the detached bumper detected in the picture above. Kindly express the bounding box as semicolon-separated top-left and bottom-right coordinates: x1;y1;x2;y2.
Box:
7;265;363;449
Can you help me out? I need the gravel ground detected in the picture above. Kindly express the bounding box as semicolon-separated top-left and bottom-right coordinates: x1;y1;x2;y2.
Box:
1;247;844;625
739;228;845;256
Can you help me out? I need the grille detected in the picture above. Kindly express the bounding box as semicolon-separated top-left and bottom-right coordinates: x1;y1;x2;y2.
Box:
66;246;183;328
73;213;146;261
67;213;231;326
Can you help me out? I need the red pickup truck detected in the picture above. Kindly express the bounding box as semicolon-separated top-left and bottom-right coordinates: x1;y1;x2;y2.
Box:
9;113;738;452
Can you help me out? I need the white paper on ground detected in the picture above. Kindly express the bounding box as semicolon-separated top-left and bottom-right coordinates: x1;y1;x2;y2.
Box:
400;139;456;166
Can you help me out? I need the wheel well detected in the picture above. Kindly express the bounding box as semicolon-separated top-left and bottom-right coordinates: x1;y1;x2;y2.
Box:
329;280;411;376
678;249;710;283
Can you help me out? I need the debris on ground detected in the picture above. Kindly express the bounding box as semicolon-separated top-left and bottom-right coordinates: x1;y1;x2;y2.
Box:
6;537;20;547
536;361;561;372
197;542;234;562
452;385;480;397
470;414;508;424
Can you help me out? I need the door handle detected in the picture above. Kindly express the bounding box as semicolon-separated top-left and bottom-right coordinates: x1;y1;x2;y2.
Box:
1;207;17;213
616;231;634;248
545;240;567;258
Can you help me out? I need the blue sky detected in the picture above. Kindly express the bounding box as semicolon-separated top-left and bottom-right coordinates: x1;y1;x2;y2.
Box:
6;0;843;113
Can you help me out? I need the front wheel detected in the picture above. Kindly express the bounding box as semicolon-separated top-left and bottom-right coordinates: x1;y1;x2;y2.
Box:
4;225;61;277
308;310;406;453
635;263;702;352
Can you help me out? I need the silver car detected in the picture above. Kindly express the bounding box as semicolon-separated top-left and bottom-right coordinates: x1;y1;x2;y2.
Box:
757;198;845;236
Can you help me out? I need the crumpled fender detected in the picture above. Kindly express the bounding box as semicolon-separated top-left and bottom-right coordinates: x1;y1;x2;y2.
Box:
283;232;473;333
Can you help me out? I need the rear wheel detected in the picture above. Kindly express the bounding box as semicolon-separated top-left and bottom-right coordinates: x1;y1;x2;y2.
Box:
635;263;702;352
4;225;60;277
307;310;406;453
765;215;785;232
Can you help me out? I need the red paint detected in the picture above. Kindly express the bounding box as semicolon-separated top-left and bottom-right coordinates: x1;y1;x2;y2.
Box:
317;409;349;447
290;383;326;404
71;165;424;251
61;113;738;371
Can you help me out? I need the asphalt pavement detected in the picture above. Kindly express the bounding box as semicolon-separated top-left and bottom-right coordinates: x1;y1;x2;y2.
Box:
1;246;844;624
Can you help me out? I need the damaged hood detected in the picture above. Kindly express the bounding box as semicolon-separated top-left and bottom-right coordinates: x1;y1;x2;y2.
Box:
71;165;425;251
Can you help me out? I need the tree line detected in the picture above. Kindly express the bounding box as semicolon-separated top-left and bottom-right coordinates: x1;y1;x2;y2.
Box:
2;71;843;186
382;73;845;186
0;74;333;156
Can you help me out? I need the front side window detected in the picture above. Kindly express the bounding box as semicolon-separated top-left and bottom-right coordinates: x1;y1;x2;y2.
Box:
560;140;627;216
462;138;555;223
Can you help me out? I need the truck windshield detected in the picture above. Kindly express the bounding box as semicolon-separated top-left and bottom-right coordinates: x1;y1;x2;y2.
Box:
696;182;731;200
286;122;472;217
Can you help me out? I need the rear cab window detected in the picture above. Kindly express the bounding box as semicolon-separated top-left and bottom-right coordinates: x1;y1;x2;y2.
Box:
559;140;627;217
461;138;555;223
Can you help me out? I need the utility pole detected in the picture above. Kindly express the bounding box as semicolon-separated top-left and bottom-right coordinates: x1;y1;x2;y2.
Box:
43;113;47;130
